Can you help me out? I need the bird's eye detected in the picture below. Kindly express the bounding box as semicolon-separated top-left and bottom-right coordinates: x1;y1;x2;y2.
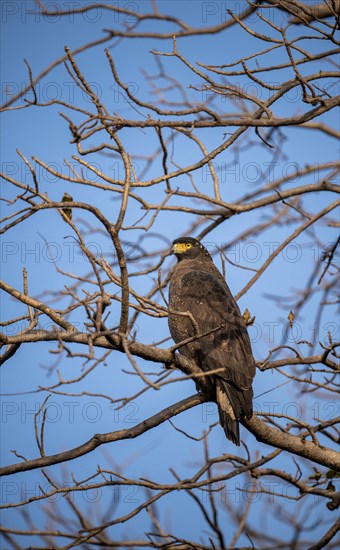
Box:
185;243;192;249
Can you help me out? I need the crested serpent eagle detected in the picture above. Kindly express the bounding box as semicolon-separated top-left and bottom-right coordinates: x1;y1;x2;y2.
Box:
168;237;255;445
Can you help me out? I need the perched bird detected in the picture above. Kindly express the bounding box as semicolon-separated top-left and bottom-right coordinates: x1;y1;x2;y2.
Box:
168;237;255;445
61;192;73;222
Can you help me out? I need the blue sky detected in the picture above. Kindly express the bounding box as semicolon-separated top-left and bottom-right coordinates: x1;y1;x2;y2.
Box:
1;1;339;547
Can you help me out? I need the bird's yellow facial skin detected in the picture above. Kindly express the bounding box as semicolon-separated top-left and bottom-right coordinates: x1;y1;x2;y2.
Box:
173;242;192;254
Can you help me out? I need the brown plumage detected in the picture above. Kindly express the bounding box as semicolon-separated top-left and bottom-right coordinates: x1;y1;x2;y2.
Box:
168;237;255;445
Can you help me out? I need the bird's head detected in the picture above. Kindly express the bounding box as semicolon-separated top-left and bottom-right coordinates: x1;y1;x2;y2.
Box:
171;237;211;262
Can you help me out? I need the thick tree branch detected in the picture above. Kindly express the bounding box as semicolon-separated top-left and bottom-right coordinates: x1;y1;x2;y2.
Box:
1;388;338;476
0;394;205;476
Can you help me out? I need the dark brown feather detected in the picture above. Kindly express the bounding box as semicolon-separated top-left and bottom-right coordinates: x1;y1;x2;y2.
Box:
168;239;255;445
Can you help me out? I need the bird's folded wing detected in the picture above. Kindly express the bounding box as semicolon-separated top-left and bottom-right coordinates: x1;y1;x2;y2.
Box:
175;270;255;390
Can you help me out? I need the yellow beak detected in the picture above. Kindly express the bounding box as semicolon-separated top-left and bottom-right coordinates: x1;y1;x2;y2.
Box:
172;243;188;254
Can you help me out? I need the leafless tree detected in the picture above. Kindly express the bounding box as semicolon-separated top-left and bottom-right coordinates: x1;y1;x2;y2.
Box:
1;1;339;549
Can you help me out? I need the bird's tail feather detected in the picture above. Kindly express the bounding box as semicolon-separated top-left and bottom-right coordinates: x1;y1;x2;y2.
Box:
216;379;240;446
